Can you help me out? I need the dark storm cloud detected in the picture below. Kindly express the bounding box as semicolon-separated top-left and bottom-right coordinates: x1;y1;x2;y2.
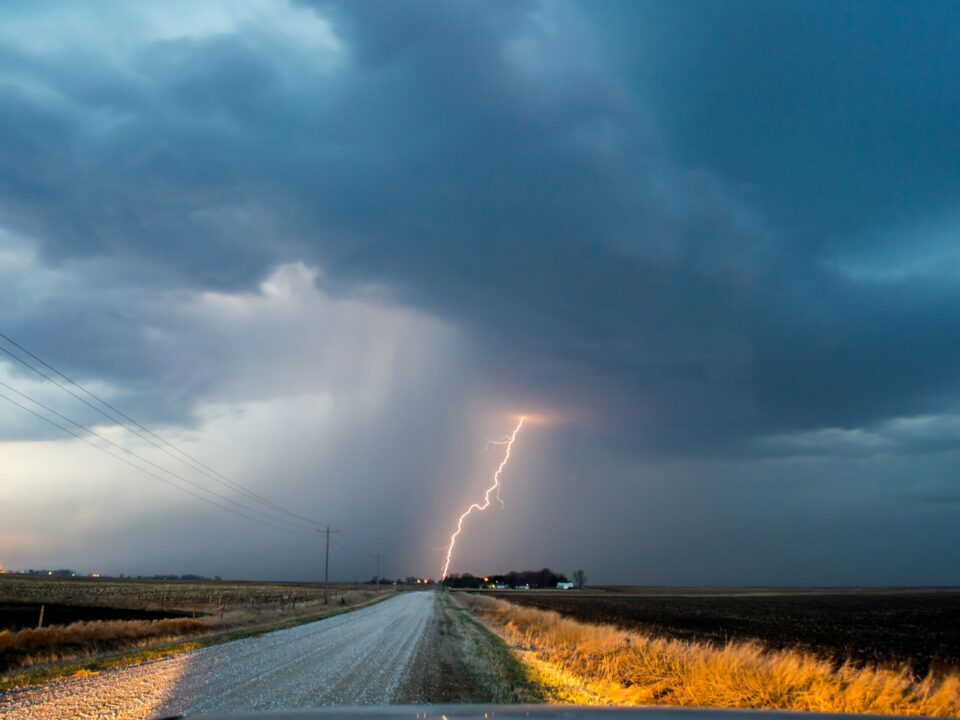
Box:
2;3;960;450
2;0;959;584
595;1;960;242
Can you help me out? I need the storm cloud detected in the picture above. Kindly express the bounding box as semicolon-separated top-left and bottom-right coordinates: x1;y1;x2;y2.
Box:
1;0;958;584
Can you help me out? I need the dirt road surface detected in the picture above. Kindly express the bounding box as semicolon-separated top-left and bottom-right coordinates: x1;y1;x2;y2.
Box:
0;591;440;719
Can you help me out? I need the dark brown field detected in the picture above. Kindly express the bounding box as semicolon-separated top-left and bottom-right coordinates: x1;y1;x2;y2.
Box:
482;587;960;676
0;603;191;632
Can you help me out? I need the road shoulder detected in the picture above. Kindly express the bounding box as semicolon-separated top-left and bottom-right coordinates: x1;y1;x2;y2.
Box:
397;591;545;703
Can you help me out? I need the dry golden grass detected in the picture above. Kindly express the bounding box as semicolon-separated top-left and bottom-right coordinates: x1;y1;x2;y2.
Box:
462;594;960;716
0;618;208;652
0;618;209;670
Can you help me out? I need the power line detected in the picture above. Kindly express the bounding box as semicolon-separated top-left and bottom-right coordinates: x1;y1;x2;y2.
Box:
0;340;318;525
331;536;405;579
0;331;324;527
0;331;416;569
0;379;318;531
0;388;311;536
334;533;377;559
330;538;369;558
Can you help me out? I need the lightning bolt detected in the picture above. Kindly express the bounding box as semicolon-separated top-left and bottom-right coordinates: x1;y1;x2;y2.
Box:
484;433;515;507
441;416;525;580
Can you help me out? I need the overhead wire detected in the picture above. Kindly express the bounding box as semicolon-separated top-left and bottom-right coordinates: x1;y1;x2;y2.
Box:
332;534;407;578
0;330;414;571
0;388;311;536
0;331;324;527
1;382;409;572
0;379;318;531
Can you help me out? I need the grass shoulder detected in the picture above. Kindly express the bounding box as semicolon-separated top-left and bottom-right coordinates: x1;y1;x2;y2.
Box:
443;590;546;703
459;592;960;716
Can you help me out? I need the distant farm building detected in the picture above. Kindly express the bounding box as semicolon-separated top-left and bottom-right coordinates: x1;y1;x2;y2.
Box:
557;581;575;589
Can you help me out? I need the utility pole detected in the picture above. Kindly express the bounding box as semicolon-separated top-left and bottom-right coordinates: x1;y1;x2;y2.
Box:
376;553;382;593
321;525;338;604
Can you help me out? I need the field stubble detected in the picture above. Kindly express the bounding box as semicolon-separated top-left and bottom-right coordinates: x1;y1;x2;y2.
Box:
462;593;960;716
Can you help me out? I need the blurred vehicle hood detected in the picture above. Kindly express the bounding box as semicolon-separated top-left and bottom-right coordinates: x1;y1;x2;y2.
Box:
161;705;915;720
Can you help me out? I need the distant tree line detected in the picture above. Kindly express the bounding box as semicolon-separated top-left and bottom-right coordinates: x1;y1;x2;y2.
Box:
443;568;570;588
21;568;78;577
135;574;220;581
11;569;225;581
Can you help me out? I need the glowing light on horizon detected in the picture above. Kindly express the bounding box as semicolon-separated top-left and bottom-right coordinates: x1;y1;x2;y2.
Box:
441;416;525;580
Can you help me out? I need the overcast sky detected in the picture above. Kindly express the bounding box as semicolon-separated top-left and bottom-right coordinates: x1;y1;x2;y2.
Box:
1;0;958;585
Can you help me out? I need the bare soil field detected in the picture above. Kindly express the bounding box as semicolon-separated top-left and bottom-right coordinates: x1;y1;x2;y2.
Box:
480;587;960;675
1;603;194;632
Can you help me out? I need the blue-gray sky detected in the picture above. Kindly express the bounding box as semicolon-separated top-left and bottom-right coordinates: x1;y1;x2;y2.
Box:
1;0;958;584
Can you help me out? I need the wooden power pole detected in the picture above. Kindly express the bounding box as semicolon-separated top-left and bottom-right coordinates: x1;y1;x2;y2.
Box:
322;525;338;604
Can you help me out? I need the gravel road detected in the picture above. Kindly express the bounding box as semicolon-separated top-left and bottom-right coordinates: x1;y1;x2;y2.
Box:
0;591;435;720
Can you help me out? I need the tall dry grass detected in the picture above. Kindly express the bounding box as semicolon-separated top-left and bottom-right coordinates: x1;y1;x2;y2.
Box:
0;618;209;670
462;594;960;716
